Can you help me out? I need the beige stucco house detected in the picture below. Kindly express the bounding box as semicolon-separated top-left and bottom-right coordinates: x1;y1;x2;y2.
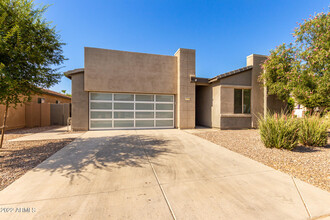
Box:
65;47;285;130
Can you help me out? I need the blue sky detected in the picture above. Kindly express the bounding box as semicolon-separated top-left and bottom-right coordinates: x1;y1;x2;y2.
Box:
34;0;329;94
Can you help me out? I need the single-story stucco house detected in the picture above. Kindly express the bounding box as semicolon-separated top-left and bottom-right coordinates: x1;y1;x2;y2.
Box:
65;47;285;130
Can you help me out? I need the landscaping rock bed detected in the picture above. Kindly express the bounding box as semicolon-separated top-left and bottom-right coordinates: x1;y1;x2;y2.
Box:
193;129;330;192
0;127;74;191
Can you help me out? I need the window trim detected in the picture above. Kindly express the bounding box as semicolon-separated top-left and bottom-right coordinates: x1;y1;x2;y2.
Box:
234;88;251;114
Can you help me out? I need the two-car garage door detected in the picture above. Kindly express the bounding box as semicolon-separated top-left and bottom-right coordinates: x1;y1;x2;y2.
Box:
89;92;174;130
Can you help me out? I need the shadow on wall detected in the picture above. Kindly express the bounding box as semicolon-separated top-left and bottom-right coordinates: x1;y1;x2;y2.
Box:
32;135;173;183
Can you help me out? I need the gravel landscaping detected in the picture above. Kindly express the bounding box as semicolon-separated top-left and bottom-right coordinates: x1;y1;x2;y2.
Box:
0;127;75;191
192;129;330;192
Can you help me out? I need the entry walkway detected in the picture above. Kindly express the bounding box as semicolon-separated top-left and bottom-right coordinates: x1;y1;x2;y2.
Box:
0;129;329;219
8;126;85;142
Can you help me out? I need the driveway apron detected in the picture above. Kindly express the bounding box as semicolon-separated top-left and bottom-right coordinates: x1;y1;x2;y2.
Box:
0;129;329;220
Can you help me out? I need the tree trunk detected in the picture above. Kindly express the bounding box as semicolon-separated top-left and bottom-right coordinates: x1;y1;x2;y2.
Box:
0;103;9;148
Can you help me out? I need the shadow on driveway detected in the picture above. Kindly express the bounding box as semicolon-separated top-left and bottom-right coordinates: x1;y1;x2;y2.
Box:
33;134;174;182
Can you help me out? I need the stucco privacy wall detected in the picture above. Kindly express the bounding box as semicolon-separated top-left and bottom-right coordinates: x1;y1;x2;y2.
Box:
25;103;50;128
0;104;25;130
247;54;267;127
175;48;196;129
71;73;89;130
84;47;177;94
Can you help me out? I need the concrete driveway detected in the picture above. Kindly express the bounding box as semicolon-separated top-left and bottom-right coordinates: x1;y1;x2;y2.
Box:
0;129;329;220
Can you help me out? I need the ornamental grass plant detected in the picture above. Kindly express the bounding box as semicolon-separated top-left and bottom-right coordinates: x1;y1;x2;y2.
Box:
258;112;299;150
299;114;328;147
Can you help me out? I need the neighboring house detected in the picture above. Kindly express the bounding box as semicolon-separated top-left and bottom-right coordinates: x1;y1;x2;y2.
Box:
0;89;71;130
293;104;307;118
65;47;285;131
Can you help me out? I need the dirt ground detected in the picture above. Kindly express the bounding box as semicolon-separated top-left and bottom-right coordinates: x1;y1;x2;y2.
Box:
0;127;74;191
193;129;330;192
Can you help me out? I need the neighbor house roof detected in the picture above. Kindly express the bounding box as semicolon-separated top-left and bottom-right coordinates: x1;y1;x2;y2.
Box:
64;68;84;79
191;65;253;84
41;88;71;100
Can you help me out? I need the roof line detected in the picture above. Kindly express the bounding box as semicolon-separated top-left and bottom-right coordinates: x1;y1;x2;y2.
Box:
208;65;253;83
41;88;71;100
64;68;84;79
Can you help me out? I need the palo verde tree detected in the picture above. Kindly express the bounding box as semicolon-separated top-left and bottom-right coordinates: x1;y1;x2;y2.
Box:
261;11;330;110
0;0;65;147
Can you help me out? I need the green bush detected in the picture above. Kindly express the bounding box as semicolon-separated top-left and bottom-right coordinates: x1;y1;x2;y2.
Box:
258;112;299;150
299;115;328;147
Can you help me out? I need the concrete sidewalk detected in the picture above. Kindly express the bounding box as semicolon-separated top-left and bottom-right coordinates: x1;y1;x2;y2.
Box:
0;129;329;219
8;126;85;142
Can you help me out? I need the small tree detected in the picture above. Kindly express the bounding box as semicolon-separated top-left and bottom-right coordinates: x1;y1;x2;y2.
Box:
261;11;330;110
0;0;65;147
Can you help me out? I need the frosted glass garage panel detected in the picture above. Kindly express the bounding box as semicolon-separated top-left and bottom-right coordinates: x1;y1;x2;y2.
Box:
91;102;112;110
136;120;154;127
114;120;134;128
136;112;154;118
91;111;112;119
156;120;173;127
114;103;134;110
156;112;173;118
156;95;173;102
156;104;173;110
114;94;134;101
114;112;134;119
136;103;154;110
136;95;154;102
90;121;112;128
91;93;112;100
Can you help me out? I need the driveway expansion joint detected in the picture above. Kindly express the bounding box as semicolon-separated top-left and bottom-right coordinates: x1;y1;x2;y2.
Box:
292;176;312;219
135;131;176;220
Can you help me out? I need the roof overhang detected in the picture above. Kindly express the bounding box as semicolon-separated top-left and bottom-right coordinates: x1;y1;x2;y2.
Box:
192;65;253;85
190;76;209;85
64;68;84;79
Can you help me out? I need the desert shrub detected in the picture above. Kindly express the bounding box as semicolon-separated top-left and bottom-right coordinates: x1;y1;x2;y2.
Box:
258;112;299;150
299;115;328;147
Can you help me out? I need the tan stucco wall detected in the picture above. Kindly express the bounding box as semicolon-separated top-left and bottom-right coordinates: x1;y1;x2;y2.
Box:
84;47;177;94
220;87;234;114
0;92;67;131
175;48;196;129
211;85;220;128
71;73;89;131
219;86;252;129
0;104;25;130
25;103;50;128
220;116;251;129
247;54;267;127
